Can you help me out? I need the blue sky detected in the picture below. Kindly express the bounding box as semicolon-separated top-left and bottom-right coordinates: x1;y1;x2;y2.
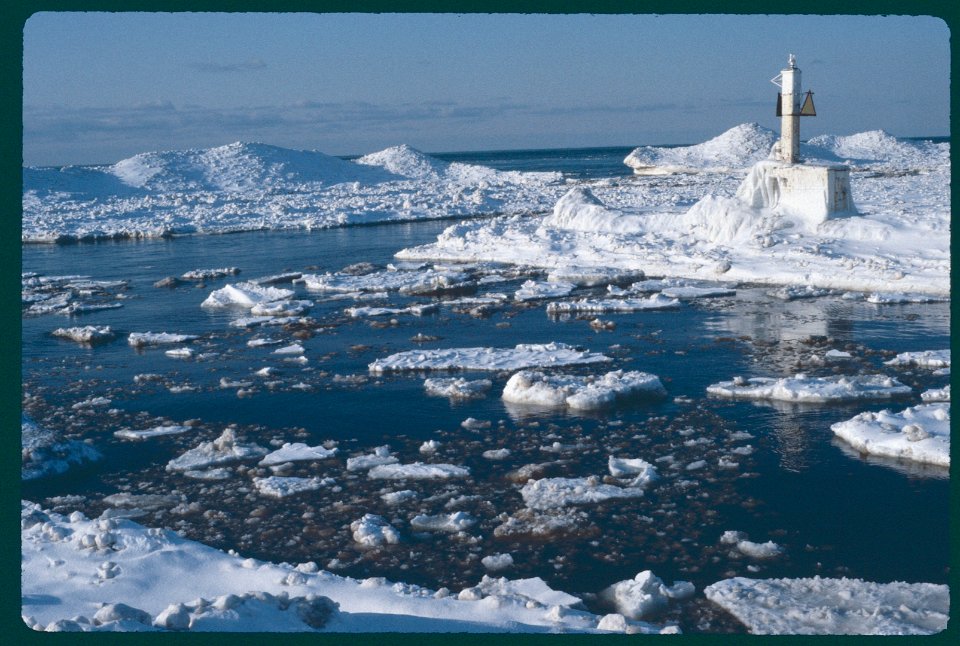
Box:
22;12;950;166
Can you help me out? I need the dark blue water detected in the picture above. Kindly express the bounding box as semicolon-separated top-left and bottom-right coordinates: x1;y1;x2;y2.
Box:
21;149;951;632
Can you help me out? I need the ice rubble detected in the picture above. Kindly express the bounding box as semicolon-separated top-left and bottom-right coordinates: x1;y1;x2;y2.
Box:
25;501;674;633
22;415;102;480
600;570;695;620
24;142;564;242
398;128;949;296
704;576;949;635
830;402;950;467
369;343;611;373
502;370;666;410
707;374;911;403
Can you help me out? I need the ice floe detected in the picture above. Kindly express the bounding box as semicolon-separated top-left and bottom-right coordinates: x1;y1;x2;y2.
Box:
706;374;911;403
502;369;666;410
719;531;785;559
346;446;399;471
351;514;401;547
165;429;269;472
830;402;950;467
410;511;477;533
259;443;339;466
128;332;199;347
546;293;680;314
51;325;116;344
22;415;102;480
367;463;470;480
704;576;949;635
253;476;335;498
513;279;576;301
884;349;950;369
114;425;191;441
423;377;493;400
520;475;651;510
369;342;611;373
201;282;295;309
921;385;950;402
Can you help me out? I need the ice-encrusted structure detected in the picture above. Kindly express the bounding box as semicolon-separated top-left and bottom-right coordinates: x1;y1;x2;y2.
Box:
398;127;948;296
369;343;611;373
830;403;949;467
704;576;949;635
502;370;666;410
707;374;911;403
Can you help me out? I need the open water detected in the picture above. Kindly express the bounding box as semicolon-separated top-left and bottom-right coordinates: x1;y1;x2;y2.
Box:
21;148;951;632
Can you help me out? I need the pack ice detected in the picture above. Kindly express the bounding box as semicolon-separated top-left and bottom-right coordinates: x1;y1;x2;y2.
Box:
830;402;950;467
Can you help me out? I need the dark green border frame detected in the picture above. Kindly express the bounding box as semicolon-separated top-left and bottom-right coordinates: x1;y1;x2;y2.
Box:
4;2;956;645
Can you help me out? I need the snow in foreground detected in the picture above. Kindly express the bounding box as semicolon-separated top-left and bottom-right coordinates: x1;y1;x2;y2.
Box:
398;127;949;295
704;576;948;635
21;501;672;633
830;403;950;467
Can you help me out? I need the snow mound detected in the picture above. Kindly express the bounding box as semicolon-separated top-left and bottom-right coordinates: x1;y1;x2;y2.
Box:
369;342;612;373
704;576;949;635
830;402;949;467
805;130;949;170
502;370;666;410
624;123;777;174
109;141;390;192
541;187;643;233
707;374;911;403
354;145;450;179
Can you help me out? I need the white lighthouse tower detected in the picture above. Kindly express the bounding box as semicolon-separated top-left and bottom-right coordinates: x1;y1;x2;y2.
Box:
755;53;854;222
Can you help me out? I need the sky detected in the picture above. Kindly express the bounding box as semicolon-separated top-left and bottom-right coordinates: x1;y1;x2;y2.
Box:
22;12;950;166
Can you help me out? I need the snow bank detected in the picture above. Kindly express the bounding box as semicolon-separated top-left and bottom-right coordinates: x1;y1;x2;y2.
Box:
502;370;665;410
707;374;911;403
830;403;949;467
624;123;777;174
24;501;654;633
369;343;611;373
541;187;643;233
22;415;102;480
601;570;694;620
704;576;949;635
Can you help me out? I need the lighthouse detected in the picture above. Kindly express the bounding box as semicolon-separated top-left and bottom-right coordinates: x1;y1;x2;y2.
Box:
771;53;816;163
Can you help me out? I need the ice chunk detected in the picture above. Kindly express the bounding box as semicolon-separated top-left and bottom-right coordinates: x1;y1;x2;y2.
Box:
369;342;611;373
201;282;294;309
128;332;199;347
707;374;911;403
166;429;269;472
921;385;950;402
423;377;493;400
514;279;576;301
367;462;470;480
114;425;190;441
410;511;477;533
351;514;400;546
181;267;240;281
704;576;949;635
884;350;950;369
607;456;658;486
51;325;116;344
520;475;649;510
830;402;949;467
660;285;735;299
481;553;514;572
253;476;334;498
345;446;398;471
258;443;339;466
502;370;666;410
601;570;695;620
546;294;680;314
